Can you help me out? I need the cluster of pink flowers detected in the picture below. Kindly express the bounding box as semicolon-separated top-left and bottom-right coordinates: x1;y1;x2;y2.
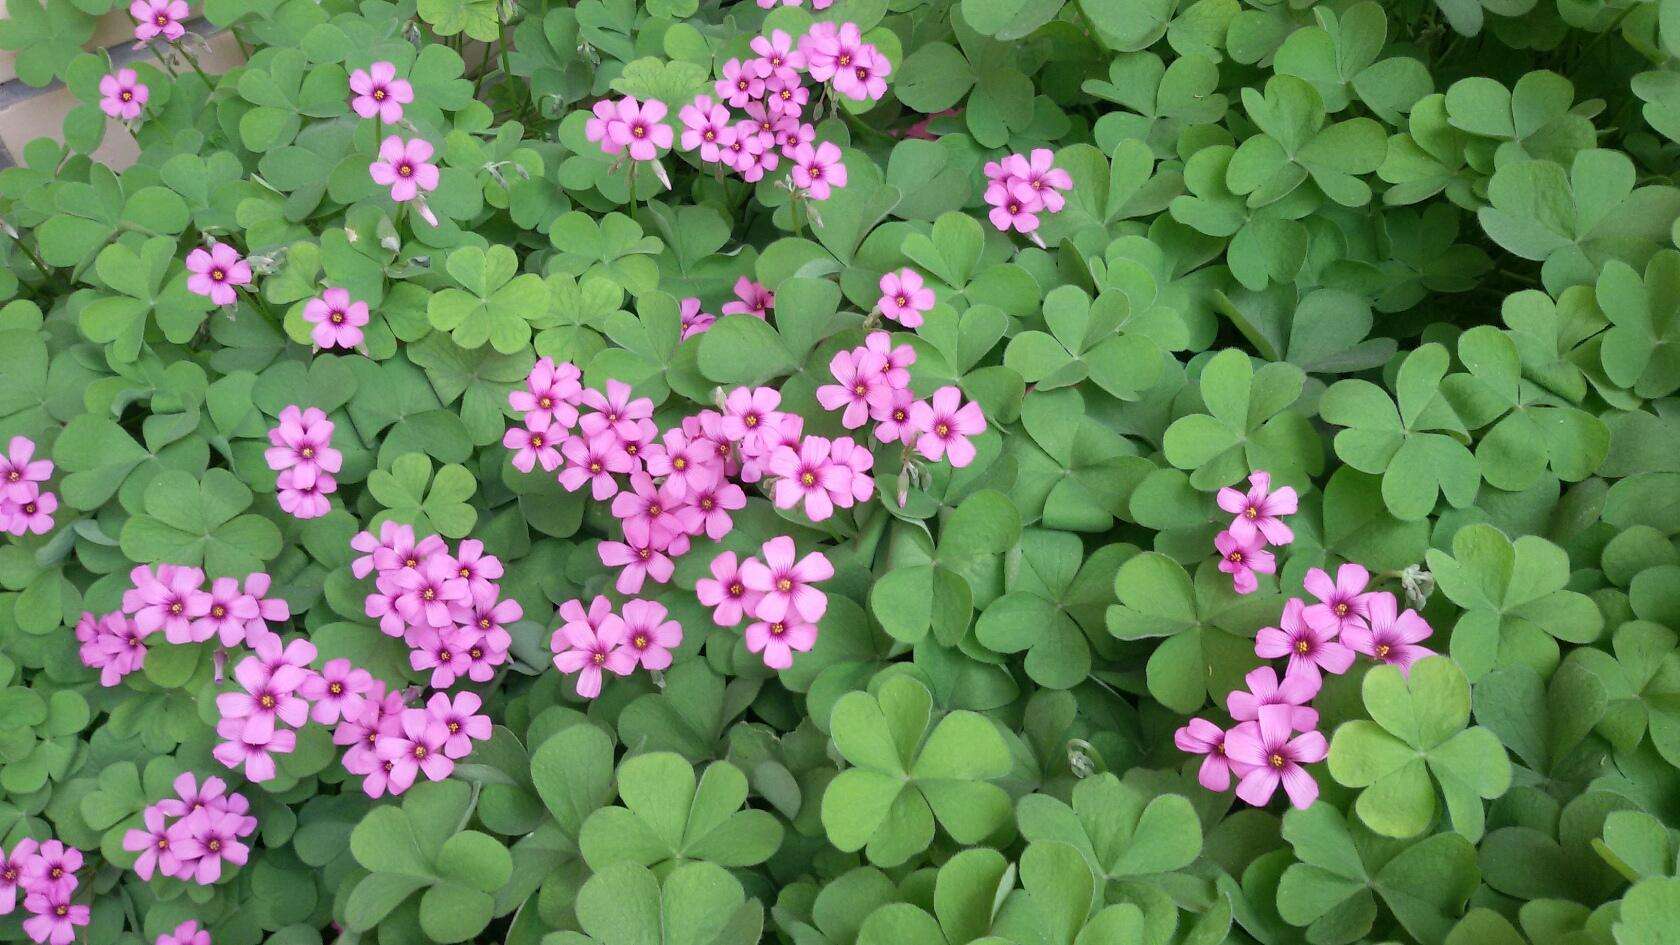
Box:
121;773;256;885
1176;561;1436;810
550;596;682;697
0;436;56;537
1213;471;1297;594
983;149;1072;243
698;536;832;669
130;0;187;46
212;636;318;781
1;839;89;945
677;277;774;341
99;68;149;121
185;243;252;307
667;24;883;196
77;564;288;687
301;287;370;351
337;689;490;798
349;61;413;124
267;405;342;519
815;333;987;469
350;60;435;226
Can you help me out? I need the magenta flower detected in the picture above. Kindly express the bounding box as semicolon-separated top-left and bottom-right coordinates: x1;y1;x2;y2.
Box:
559;433;632;500
1302;563;1376;635
598;533;684;594
299;657;373;725
1224;705;1328;809
1;486;56;536
130;0;186;45
680;96;735;163
580;379;655;440
606;96;674;162
21;842;79;900
817;348;891;429
190;576;257;646
1217;470;1298;546
371;526;446;574
426;691;491;759
393;555;469;628
0;436;52;503
723;277;774;318
1;839;39;914
750;29;806;81
503;415;565;473
349;61;413;123
1214;528;1274;595
1256;597;1355;681
790;141;846;200
803;22;860;82
720;385;782;444
986;180;1042;236
1342;591;1435;672
612;472;698;548
265;405;341;490
170;808;251;883
98;68;148;120
765;74;810;117
832;45;890;101
20;889;88;945
369;135;440;203
218;652;309;742
644;427;720;499
586;99;621;155
745;617;819;670
686;480;746;540
909;386;986;467
696;551;761;627
1001;149;1073;211
185;243;252;306
866;327;920;390
377;708;455;792
157;772;231;819
769;436;847;521
129;564;208;643
122;807;181;881
679;297;717;339
510;357;583;430
740;536;833;624
157;920;211;945
302;287;370;350
1226;666;1320;732
873;388;920;445
717;58;765;108
774;114;814;157
552;598;637;698
827;436;876;507
877;268;935;327
618;598;683;671
450;539;503;600
76;611;147;686
1175;718;1245;791
276;467;333;520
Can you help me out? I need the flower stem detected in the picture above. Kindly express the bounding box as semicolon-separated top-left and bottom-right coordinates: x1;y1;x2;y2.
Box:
173;40;215;90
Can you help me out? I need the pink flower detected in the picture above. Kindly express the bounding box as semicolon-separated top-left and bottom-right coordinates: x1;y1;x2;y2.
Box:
559;433;632;500
580;379;655;440
1175;718;1245;791
20;889;88;945
130;0;186;45
644;427;720;499
21;842;79;899
190;576;258;646
266;405;341;489
696;552;762;627
607;96;674;162
450;539;504;600
170;808;251;883
765;73;810;116
217;651;309;742
299;658;373;725
302;287;370;350
1255;597;1355;681
509;358;582;430
986;180;1042;236
618;598;682;671
1223;705;1328;809
1218;471;1297;546
717;58;765;108
377;708;455;792
212;715;296;783
827;436;876;506
877;268;934;327
586;99;620;154
741;536;832;624
1004;148;1073;211
157;920;212;945
0;437;52;503
369;136;439;203
720;385;782;445
1302;563;1376;635
817;348;891;429
873;388;921;445
426;691;491;759
612;473;698;548
722;277;774;318
803;22;860;83
744;617;819;670
77;612;147;686
831;45;890;101
769;436;847;521
1;486;56;536
1342;591;1435;672
679;297;717;339
123;807;181;881
393;556;469;629
503;415;565;473
551;597;637;697
276;469;333;520
1226;666;1320;732
774;115;814;157
371;526;446;574
790;141;846;200
751;29;806;81
686;480;745;540
156;772;231;819
185;243;251;306
349;61;413;123
0;840;38;914
598;535;683;594
679;96;735;162
99;68;148;120
865;328;917;390
129;564;208;642
1215;528;1274;595
909;386;986;467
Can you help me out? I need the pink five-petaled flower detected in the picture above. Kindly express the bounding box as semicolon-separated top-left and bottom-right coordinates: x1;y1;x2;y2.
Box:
77;612;146;686
129;563;208;643
832;45;891;101
0;839;37;913
1217;470;1298;546
598;533;684;594
171;808;251;883
302;287;370;350
790;141;846;200
551;597;637;698
1;486;55;536
218;651;309;742
99;69;148;120
1226;666;1321;732
1256;597;1355;681
1175;718;1242;792
503;415;564;473
1223;704;1328;809
349;61;413;123
580;379;655;440
369;135;440;203
877;268;935;327
909;386;986;467
157;920;212;945
687;480;745;540
426;690;491;759
720;385;781;445
612;472;697;549
0;436;52;503
377;708;455;793
679;96;735;163
130;0;186;45
607;96;674;162
618;598;682;671
510;357;583;429
986;180;1042;236
740;535;832;624
723;277;774;318
717;58;765;108
644;427;719;499
1003;149;1073;211
745;616;819;670
559;433;631;500
20;889;88;945
1342;591;1435;673
392;555;470;629
122;807;181;881
816;348;890;429
451;539;504;599
21;842;80;899
679;297;717;339
1302;563;1376;635
769;436;846;521
185;243;251;306
299;657;374;725
266;405;341;490
751;29;806;81
212;713;295;783
190;576;258;646
696;551;761;627
1214;528;1274;595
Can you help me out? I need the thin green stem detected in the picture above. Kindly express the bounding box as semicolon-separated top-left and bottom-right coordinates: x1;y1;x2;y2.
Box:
172;40;215;89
